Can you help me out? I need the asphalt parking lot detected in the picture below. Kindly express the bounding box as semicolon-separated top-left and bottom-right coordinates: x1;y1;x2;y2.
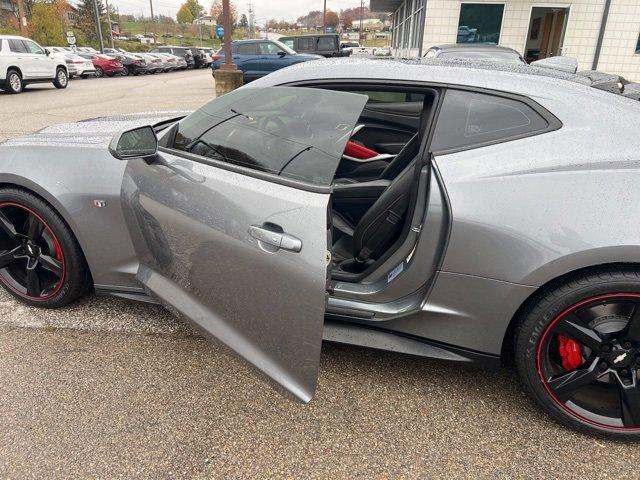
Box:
1;70;639;478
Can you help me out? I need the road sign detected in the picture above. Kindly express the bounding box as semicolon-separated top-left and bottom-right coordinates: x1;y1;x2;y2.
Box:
216;25;224;39
67;34;76;46
326;27;334;33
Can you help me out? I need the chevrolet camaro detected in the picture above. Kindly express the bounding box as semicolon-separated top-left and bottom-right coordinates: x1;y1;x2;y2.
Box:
1;58;640;439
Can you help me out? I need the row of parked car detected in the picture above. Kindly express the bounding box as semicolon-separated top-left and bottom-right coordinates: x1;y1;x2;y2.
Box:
50;45;217;78
0;33;218;94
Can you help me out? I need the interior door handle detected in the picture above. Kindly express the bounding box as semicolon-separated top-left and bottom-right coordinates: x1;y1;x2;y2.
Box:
249;225;302;252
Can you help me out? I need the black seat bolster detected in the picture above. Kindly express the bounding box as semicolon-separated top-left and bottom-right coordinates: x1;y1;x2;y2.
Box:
332;211;355;237
352;162;415;262
379;133;421;180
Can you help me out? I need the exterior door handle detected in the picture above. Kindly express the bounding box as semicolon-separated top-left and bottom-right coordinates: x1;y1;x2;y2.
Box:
249;225;302;252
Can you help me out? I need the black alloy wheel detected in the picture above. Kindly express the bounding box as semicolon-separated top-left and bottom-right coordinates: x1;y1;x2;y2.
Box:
517;269;640;439
0;202;65;299
0;189;89;307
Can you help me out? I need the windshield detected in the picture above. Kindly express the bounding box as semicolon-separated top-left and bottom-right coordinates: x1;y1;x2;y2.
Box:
271;40;297;55
172;87;368;185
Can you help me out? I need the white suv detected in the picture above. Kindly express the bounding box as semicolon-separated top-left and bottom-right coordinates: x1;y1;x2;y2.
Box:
0;35;69;94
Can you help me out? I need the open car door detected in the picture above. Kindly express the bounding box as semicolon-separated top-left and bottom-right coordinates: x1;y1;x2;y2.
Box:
120;87;368;402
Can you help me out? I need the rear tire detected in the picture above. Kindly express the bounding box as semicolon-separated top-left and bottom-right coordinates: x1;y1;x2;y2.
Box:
5;69;23;94
0;189;90;308
53;67;68;89
515;267;640;440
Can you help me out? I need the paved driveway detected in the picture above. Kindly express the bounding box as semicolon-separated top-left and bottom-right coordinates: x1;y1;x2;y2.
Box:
1;70;638;478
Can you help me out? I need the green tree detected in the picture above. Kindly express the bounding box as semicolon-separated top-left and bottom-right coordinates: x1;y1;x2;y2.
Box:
75;0;108;45
184;0;203;19
29;1;66;46
239;13;248;28
176;4;194;25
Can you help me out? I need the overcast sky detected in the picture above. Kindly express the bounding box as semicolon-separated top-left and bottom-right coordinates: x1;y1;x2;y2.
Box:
110;0;366;22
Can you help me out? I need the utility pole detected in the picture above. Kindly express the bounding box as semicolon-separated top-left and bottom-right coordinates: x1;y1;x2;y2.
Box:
322;0;326;33
104;0;115;48
213;0;242;95
93;0;105;52
360;0;364;40
149;0;156;45
248;3;255;39
16;0;27;35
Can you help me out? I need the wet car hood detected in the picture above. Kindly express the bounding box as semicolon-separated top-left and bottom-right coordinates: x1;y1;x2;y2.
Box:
1;111;191;148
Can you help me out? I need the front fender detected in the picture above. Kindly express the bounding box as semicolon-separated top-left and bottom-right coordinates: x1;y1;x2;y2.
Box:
0;145;140;289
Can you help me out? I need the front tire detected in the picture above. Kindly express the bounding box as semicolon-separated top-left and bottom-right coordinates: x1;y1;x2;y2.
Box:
53;67;68;89
5;69;23;94
516;267;640;440
0;189;90;308
95;67;104;78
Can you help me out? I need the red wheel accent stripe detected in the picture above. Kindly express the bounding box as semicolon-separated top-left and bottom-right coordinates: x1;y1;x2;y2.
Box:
537;292;640;431
0;202;66;301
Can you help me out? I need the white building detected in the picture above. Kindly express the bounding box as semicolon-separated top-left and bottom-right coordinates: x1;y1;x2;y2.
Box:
372;0;640;81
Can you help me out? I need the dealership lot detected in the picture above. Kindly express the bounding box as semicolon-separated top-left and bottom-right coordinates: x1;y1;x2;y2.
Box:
1;70;640;478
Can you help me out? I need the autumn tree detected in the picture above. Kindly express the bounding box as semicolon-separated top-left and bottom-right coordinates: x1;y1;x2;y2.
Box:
29;0;67;46
209;0;237;29
325;10;339;30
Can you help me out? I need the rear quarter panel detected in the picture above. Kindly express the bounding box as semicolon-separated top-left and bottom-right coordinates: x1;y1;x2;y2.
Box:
436;86;640;287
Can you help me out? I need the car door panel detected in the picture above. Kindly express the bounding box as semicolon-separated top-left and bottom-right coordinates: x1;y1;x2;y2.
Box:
120;86;368;402
121;155;329;402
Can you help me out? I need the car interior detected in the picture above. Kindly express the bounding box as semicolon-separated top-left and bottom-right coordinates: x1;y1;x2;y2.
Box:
326;87;438;281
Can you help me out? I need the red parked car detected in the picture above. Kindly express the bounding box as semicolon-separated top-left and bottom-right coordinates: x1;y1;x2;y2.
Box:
78;53;125;77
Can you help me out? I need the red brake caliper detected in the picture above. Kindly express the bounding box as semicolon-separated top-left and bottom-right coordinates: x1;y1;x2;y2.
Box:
558;335;583;370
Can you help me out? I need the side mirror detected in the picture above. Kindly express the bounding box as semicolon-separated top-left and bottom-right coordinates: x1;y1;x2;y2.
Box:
277;51;286;58
44;48;50;56
109;126;158;160
531;56;578;74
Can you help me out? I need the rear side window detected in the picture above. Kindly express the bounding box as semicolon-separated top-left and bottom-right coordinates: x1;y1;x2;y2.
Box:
236;43;257;55
298;37;314;51
8;39;27;53
431;89;550;152
317;36;335;50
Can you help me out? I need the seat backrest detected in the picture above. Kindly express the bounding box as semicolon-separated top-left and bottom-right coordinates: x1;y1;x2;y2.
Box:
378;97;431;181
353;160;416;262
378;133;420;180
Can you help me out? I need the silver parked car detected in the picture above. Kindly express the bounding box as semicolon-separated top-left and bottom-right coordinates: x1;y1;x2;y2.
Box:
2;58;640;439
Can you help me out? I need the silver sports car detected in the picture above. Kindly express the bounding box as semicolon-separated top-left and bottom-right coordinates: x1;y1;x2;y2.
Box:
2;58;640;439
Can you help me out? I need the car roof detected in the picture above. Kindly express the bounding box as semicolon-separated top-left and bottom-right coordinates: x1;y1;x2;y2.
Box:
0;35;28;40
430;44;521;54
255;57;592;90
232;39;270;44
279;33;337;38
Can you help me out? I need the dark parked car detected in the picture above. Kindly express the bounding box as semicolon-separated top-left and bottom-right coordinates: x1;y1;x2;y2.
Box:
212;39;321;82
101;50;148;76
424;44;526;64
279;33;350;58
150;46;196;69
